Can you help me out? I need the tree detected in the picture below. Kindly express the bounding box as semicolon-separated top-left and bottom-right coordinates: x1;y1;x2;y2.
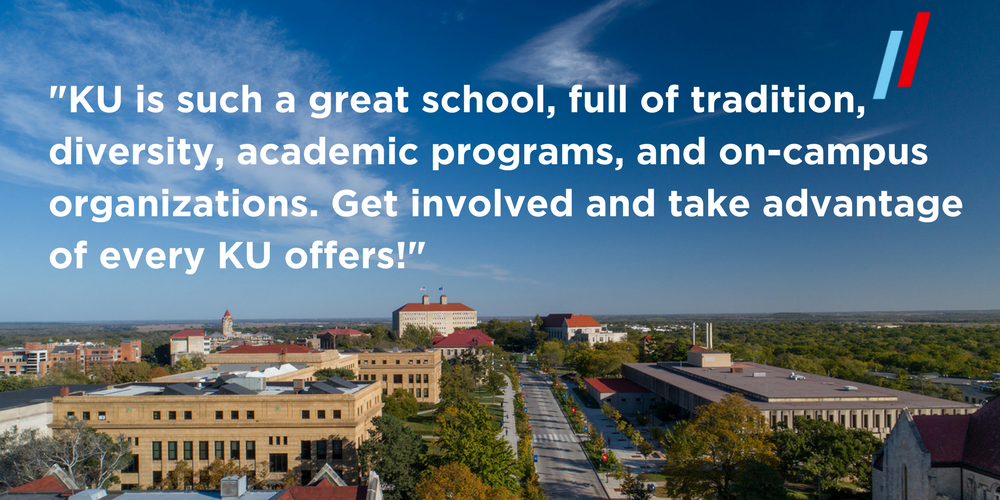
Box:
415;463;518;500
383;389;420;420
161;460;193;490
402;324;436;348
772;417;881;499
196;459;262;490
486;370;506;403
617;466;652;500
358;415;427;500
440;365;476;405
40;418;133;488
637;439;654;466
661;394;777;500
537;340;566;368
0;426;48;489
434;401;519;493
731;460;788;500
313;367;356;380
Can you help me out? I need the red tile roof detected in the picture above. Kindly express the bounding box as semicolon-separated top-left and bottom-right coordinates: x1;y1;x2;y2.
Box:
963;396;1000;475
433;329;494;348
910;397;1000;475
565;315;601;328
913;414;971;463
396;302;475;312
170;329;205;339
273;480;364;500
318;328;368;337
689;345;708;351
585;378;650;394
8;475;70;492
222;345;317;354
641;335;654;342
223;310;231;317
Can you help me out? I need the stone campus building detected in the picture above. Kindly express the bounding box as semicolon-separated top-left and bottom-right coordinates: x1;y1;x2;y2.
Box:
392;295;477;337
50;378;382;489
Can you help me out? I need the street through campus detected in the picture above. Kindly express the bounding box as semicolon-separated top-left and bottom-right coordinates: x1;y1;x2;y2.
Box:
521;369;609;500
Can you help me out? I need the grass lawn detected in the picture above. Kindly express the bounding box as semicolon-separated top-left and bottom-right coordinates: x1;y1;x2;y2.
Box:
638;473;666;482
404;411;438;436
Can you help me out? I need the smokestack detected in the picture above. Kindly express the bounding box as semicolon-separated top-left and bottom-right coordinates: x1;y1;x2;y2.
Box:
705;323;709;349
692;323;696;346
709;323;713;349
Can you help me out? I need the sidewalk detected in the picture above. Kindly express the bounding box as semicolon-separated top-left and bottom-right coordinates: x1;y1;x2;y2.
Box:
498;373;518;458
565;380;665;498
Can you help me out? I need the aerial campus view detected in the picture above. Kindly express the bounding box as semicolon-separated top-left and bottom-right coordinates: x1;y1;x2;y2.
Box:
1;1;999;500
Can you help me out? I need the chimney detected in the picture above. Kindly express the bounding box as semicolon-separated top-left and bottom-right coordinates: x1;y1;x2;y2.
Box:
440;295;448;305
705;323;709;349
422;295;430;305
293;379;305;391
220;475;247;500
59;386;69;396
709;323;713;349
691;323;696;346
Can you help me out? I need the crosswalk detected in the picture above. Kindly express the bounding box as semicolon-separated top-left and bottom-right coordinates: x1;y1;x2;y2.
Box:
533;433;580;443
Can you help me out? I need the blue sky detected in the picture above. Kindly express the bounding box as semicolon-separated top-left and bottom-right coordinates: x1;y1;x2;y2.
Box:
0;0;997;321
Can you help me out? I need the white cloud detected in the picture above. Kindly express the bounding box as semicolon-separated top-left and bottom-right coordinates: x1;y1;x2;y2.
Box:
409;261;541;284
0;1;395;243
486;0;641;87
834;123;911;144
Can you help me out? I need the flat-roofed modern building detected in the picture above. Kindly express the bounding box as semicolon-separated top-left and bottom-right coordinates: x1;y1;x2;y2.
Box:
392;295;477;336
622;350;977;440
49;378;382;489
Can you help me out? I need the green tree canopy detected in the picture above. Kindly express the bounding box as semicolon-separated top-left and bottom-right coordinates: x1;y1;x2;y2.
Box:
772;417;881;499
662;394;778;500
313;367;356;380
383;389;420;420
434;401;519;493
358;415;427;500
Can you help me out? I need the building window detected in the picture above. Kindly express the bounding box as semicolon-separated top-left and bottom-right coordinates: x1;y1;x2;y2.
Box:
332;440;343;460
393;374;403;383
333;410;342;419
152;411;160;420
863;414;869;428
66;411;75;419
382;389;387;395
152;442;162;460
199;441;209;460
215;441;224;459
231;410;239;420
851;415;857;428
887;414;893;428
409;374;414;383
423;374;429;383
82;411;90;421
183;441;193;460
246;441;255;460
317;410;326;419
269;454;288;473
301;470;312;486
184;411;192;420
382;360;386;364
216;411;223;420
246;410;254;420
301;441;311;460
230;441;239;460
317;440;327;460
875;414;881;428
168;411;176;420
423;388;429;398
152;471;162;485
268;437;273;445
283;437;288;445
302;410;310;419
382;374;387;381
167;441;177;461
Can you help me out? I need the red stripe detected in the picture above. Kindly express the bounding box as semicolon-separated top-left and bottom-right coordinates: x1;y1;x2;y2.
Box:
898;12;931;87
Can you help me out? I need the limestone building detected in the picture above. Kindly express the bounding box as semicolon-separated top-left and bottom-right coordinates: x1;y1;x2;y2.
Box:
169;330;208;365
49;378;382;489
872;396;1000;500
392;295;477;336
351;347;443;403
541;313;628;345
432;329;494;360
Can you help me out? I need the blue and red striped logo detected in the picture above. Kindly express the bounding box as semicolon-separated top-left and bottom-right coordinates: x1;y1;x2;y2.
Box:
874;12;930;100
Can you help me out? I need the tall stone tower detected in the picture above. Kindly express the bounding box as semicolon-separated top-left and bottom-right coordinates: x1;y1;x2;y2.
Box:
222;310;233;336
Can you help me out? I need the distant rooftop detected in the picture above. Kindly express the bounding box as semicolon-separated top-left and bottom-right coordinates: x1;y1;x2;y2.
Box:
624;362;976;411
0;385;105;411
70;380;374;398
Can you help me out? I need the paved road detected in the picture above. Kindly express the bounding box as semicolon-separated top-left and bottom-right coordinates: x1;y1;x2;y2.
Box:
521;369;608;500
499;373;518;457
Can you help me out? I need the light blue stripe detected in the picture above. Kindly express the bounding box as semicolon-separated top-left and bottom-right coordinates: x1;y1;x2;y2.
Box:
874;31;903;100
